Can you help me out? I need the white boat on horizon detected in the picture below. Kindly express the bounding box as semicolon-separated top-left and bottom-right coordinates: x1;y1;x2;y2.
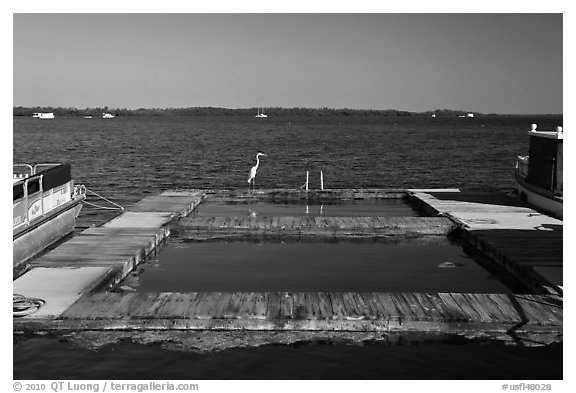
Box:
515;124;563;219
32;112;55;119
255;106;268;118
102;113;115;119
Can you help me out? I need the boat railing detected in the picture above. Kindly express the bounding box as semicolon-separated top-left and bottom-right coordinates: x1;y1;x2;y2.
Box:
13;164;34;179
13;163;84;232
13;175;45;230
33;163;62;175
13;163;61;178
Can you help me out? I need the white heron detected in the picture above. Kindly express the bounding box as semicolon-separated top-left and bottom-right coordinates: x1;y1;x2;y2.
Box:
247;152;267;190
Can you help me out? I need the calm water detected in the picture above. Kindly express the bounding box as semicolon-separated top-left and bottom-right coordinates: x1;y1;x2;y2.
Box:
135;240;512;293
13;334;562;380
12;115;563;380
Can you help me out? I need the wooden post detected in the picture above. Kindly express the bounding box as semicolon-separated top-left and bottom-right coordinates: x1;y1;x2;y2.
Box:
306;171;309;191
320;171;324;191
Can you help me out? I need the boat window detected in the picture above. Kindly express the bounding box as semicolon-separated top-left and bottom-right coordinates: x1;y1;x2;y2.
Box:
13;183;24;201
27;178;41;195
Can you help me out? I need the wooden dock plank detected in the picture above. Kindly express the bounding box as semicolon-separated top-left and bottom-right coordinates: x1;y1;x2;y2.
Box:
374;293;402;318
127;293;163;317
466;293;512;322
192;292;221;319
265;292;283;319
389;293;419;319
424;293;463;321
351;292;375;319
210;292;234;319
235;292;256;319
513;295;563;324
437;293;472;321
253;293;268;319
485;294;520;321
221;292;241;318
305;293;323;320
460;293;498;322
18;290;562;333
449;293;483;321
410;293;445;320
359;293;387;319
292;292;309;319
176;215;456;238
317;293;334;319
279;292;294;319
155;293;191;318
328;292;348;319
61;292;115;319
341;292;364;319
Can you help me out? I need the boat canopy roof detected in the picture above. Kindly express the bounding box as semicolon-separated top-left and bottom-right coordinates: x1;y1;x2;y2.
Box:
13;163;72;200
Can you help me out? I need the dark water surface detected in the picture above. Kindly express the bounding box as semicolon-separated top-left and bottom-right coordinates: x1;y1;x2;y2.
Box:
13;115;563;380
13;334;562;380
13;115;562;207
136;240;512;293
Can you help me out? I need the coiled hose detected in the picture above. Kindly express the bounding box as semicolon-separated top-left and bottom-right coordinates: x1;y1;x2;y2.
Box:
13;294;45;317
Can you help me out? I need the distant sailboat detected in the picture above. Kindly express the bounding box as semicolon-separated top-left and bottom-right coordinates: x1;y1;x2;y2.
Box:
255;105;268;118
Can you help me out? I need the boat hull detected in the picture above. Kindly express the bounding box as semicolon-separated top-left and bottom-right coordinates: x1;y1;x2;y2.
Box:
516;175;563;220
13;202;83;269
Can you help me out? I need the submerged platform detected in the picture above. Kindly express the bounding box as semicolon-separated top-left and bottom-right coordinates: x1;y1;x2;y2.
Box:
13;188;562;338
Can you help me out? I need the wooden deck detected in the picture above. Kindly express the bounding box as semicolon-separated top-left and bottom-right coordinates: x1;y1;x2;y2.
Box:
13;190;205;318
409;190;563;294
14;291;562;333
175;216;457;240
13;188;562;338
203;188;409;203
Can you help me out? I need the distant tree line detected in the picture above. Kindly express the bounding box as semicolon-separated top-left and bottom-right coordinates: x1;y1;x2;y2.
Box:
13;106;484;118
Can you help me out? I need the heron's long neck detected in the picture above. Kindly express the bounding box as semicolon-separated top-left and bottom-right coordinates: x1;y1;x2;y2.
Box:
255;155;260;169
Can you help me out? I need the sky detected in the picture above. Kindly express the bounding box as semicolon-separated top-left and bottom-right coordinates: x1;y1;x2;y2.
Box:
12;12;563;114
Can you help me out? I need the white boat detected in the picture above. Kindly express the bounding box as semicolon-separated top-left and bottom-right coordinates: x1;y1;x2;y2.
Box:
13;163;86;269
32;112;55;119
255;106;268;118
84;115;93;119
515;124;563;219
102;113;115;119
